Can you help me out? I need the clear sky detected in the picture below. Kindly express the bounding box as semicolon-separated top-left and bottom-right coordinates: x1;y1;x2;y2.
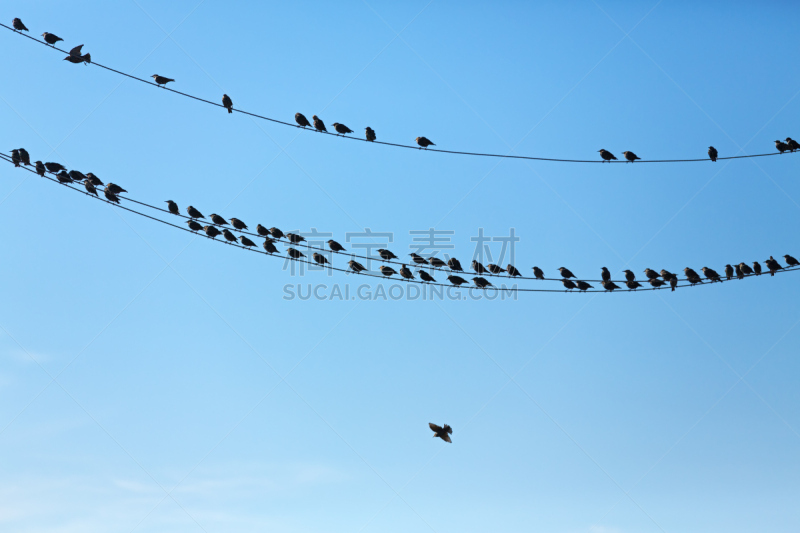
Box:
1;1;799;532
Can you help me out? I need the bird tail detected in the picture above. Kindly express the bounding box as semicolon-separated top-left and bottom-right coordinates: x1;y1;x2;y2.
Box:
227;108;232;114
83;54;91;64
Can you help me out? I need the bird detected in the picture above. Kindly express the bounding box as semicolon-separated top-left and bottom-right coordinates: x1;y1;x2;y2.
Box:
784;254;799;267
399;265;414;280
702;267;721;282
601;267;611;282
472;277;493;288
313;252;329;266
602;280;620;291
256;224;271;237
186;206;204;219
186;220;203;232
18;148;31;166
42;32;63;45
775;140;789;153
410;253;428;265
429;423;452;443
735;264;744;280
660;269;676;282
64;45;90;64
348;259;367;273
365;127;376;142
380;265;397;277
222;229;238;244
626;280;642;290
753;261;762;276
312;115;327;132
765;256;783;276
532;266;545;280
56;171;72;184
332;123;353;135
670;277;678;292
576;280;593;291
623;270;636;282
151;75;175;87
44;162;65;173
285;233;305;244
418;270;436;283
377;248;397;261
598;149;617;162
448;275;468;286
295;113;311;128
157;200;178;217
429;257;447;268
486;263;504;274
724;264;734;280
10;149;20;167
262;239;278;254
208;214;228;226
786;138;800;152
562;279;576;290
34;161;45;177
327;239;346;252
643;268;660;281
416;137;435;149
708;146;718;162
83;179;98;196
622;151;640;162
222;94;233;113
649;279;665;288
240;236;256;248
471;260;487;274
739;262;753;276
558;267;576;279
106;183;126;194
684;268;702;284
85;173;103;186
448;258;463;271
203;225;221;238
507;264;521;277
12;18;28;32
69;170;87;182
269;227;285;239
104;189;120;204
229;218;248;230
287;247;305;259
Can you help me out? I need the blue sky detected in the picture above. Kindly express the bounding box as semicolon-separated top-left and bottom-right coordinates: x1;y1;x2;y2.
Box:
1;1;799;532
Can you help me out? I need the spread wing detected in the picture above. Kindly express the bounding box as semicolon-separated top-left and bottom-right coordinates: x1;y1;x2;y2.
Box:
69;44;84;57
443;424;452;435
429;423;442;433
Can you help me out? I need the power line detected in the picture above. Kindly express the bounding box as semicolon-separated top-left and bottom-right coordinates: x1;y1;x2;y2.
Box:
3;22;799;165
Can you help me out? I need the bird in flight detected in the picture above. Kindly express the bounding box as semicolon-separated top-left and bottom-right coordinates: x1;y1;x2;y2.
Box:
429;423;453;443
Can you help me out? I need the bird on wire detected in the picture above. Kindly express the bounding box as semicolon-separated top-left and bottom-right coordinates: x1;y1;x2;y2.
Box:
18;148;31;166
702;267;721;282
601;267;611;282
313;252;329;266
471;260;487;274
328;239;346;252
64;45;90;64
429;256;447;268
418;270;436;283
626;280;642;290
34;161;45;177
380;265;397;277
286;233;306;244
623;270;636;282
753;261;762;275
708;146;718;162
377;248;397;261
735;264;744;280
104;189;120;204
69;170;86;182
312;115;327;132
724;264;734;280
42;32;62;45
410;253;428;265
644;268;660;281
649;279;665;288
784;254;799;267
209;213;228;226
775;140;789;153
562;279;576;291
786;138;800;152
186;220;202;232
684;268;702;284
12;18;28;32
262;239;278;254
256;224;271;237
106;183;127;194
151;75;174;87
765;256;783;276
416;136;435;149
507;264;521;277
332;123;353;135
576;280;593;291
165;200;179;215
84;179;98;196
269;227;285;239
558;267;576;279
486;263;504;274
365;127;376;142
660;269;676;282
86;173;103;186
56;171;72;184
598;149;617;162
670;277;678;292
399;265;414;280
448;275;468;286
222;229;238;244
295;113;311;128
532;266;545;280
473;277;492;289
348;259;367;273
10;149;20;167
240;236;256;248
602;280;620;291
187;205;204;219
287;247;305;259
739;262;754;276
222;94;233;114
448;258;463;271
622;151;640;162
429;423;452;443
44;162;65;172
230;218;248;230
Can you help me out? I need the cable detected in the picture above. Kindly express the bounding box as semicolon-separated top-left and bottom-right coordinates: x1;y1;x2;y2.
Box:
4;23;799;165
3;154;798;294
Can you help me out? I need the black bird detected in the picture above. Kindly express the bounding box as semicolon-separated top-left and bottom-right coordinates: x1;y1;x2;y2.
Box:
623;270;636;282
12;18;28;32
562;279;576;291
702;267;721;282
399;264;414;280
684;268;702;284
644;268;660;281
626;280;642;290
263;239;278;254
203;225;221;238
34;161;45;177
240;236;256;248
165;200;179;215
269;227;285;239
739;262;753;276
507;264;521;277
724;264;734;280
473;277;493;289
151;75;175;87
786;138;800;152
210;213;228;226
187;206;204;219
104;189;120;204
416;136;435;149
601;267;611;282
295;113;311;128
332;123;353;135
649;279;665;288
602;280;620;291
287;247;305;259
69;170;86;182
765;256;783;276
784;254;799;267
448;275;468;286
287;233;306;244
670;277;678;291
380;265;397;277
429;423;452;443
708;146;718;162
106;183;127;194
418;270;436;283
10;149;20;167
186;220;203;232
84;179;98;196
229;218;248;230
328;239;346;252
312;115;327;132
85;173;103;186
56;171;72;183
42;32;63;45
735;264;744;280
471;260;487;274
64;45;90;65
256;224;271;237
410;253;428;265
576;280;593;291
753;261;762;276
44;162;65;173
532;266;544;280
558;267;576;279
18;148;31;166
365;127;376;142
598;149;617;162
486;263;504;274
348;259;367;273
222;229;238;243
429;257;447;268
622;151;640;162
313;252;329;266
377;248;397;261
775;140;789;153
222;94;233;113
660;269;676;282
448;258;463;271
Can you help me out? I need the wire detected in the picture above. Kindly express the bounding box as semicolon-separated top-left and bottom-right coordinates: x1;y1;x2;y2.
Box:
4;23;799;165
3;154;798;294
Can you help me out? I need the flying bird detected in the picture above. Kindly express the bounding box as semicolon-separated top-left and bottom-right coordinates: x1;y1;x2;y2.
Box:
622;151;640;162
429;423;452;443
12;18;28;32
558;267;575;279
365;127;376;142
598;149;617;162
64;44;90;64
416;137;435;149
507;264;521;277
187;206;204;219
708;146;718;162
240;236;256;248
295;113;311;128
327;239;346;252
448;258;463;271
151;75;175;87
42;32;63;45
486;263;504;274
229;217;248;230
332;123;353;135
471;260;487;274
312;115;327;132
165;200;179;215
472;277;492;288
222;94;233;113
263;239;278;254
418;270;436;283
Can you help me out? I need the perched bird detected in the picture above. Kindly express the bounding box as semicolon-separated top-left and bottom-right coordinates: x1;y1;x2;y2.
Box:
348;259;367;273
784;254;799;267
626;280;642;290
598;149;617;162
410;253;428;265
786;138;800;152
472;277;493;288
644;268;660;281
602;280;620;291
702;267;721;282
724;264;734;280
263;239;278;254
327;239;346;252
104;189;120;204
486;263;504;274
151;75;175;87
64;44;90;64
365;127;376;142
601;267;611;282
739;262;754;275
332;123;353;135
507;264;521;277
660;269;676;282
448;258;463;271
576;280;593;291
532;266;545;280
18;148;31;166
684;268;702;284
186;220;203;232
670;277;678;291
85;173;103;186
12;18;28;32
622;151;640;162
287;247;305;259
83;179;98;196
222;94;233;114
649;278;665;288
312;115;327;132
106;183;126;194
165;200;179;215
765;256;783;276
256;224;271;237
229;217;248;230
313;252;329;266
429;423;452;443
708;146;718;162
240;236;256;248
471;260;487;274
56;171;72;183
186;206;204;219
447;275;468;286
558;267;576;279
623;270;636;282
269;227;285;239
775;140;789;153
735;264;744;280
562;279;576;290
42;32;62;45
377;248;397;261
10;149;20;167
203;225;221;238
69;170;87;182
428;256;446;268
753;261;762;275
418;270;436;283
222;229;238;243
209;213;228;226
287;233;306;244
34;161;45;177
415;136;435;149
380;265;397;277
295;113;311;128
399;265;414;280
44;162;65;172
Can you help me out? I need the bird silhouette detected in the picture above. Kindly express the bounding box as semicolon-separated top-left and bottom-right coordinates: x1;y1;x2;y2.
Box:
623;270;636;282
471;260;487;274
204;226;221;238
739;263;753;276
507;264;521;277
313;252;329;266
85;173;103;186
784;254;799;267
735;264;744;280
42;32;62;45
230;218;248;230
34;161;45;177
186;220;203;232
240;236;256;248
410;253;428;265
598;149;617;162
775;140;789;153
622;151;640;162
447;275;468;286
64;44;90;64
348;259;367;273
448;258;463;271
418;270;436;282
601;280;620;291
380;265;397;277
187;206;204;219
256;224;271;237
429;423;452;443
724;264;734;280
643;268;660;280
532;266;545;280
416;136;435;149
702;267;721;282
165;200;179;215
576;280;593;291
486;263;504;274
312;115;327;132
269;227;285;239
209;213;228;225
12;18;28;32
69;170;87;182
328;239;346;252
222;94;233;113
332;123;353;135
765;256;783;276
262;239;278;254
626;280;642;290
222;229;238;243
660;269;676;282
286;233;306;244
56;171;72;184
106;183;127;194
84;180;98;196
365;127;376;142
649;279;665;288
684;268;702;284
10;150;20;167
429;257;447;268
18;148;31;166
670;277;678;291
287;247;305;259
377;248;397;261
786;138;800;152
295;113;311;128
151;75;174;87
399;265;414;280
708;146;718;162
601;267;611;282
44;162;65;172
558;267;576;279
562;279;576;290
753;261;762;276
103;189;120;204
472;277;493;288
